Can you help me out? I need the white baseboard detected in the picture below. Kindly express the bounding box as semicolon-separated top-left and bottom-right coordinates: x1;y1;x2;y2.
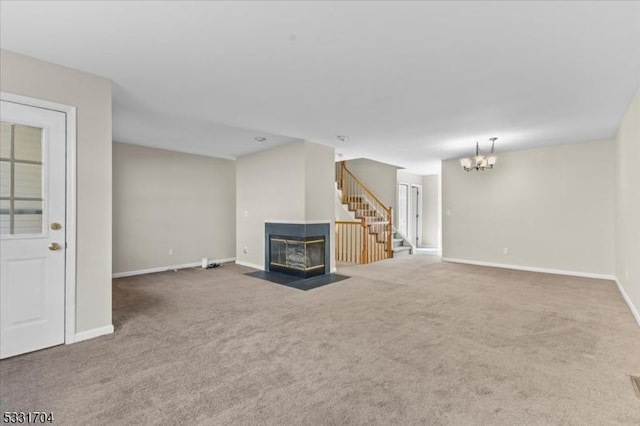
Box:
442;258;616;281
615;279;640;328
112;257;236;278
235;260;264;270
74;324;114;343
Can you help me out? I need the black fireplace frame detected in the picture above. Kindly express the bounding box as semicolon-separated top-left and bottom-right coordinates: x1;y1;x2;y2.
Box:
265;222;331;277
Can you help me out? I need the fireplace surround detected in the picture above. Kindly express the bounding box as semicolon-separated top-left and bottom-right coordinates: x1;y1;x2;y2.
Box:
265;222;331;278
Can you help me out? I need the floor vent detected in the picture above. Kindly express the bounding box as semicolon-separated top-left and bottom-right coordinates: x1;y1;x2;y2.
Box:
631;376;640;399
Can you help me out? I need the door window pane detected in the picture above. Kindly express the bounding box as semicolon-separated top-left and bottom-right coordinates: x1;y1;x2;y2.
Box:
0;123;45;236
14;125;43;162
0;199;9;235
13;200;43;234
14;163;42;198
0;160;9;197
0;123;11;158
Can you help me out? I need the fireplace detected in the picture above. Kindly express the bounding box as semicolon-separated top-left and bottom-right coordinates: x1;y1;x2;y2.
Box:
269;235;325;278
265;222;331;278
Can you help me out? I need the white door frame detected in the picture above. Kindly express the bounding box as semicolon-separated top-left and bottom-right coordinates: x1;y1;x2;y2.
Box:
397;181;409;238
1;92;77;344
410;183;423;248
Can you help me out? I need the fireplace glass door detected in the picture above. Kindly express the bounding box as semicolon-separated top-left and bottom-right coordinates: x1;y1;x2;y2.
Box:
269;235;325;278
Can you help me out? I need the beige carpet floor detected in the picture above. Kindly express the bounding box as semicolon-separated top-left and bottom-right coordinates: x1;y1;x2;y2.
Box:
1;255;639;425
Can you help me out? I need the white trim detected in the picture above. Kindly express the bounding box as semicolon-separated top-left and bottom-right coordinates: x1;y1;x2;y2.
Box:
65;106;77;344
0;92;77;345
74;324;114;343
410;183;423;248
442;258;616;281
235;260;264;270
112;257;236;278
397;181;410;238
615;279;640;328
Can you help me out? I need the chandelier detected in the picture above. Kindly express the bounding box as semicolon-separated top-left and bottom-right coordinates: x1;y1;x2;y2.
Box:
460;137;498;171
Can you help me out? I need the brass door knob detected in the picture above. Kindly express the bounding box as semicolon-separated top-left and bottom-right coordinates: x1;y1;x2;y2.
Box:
48;242;62;251
51;222;62;230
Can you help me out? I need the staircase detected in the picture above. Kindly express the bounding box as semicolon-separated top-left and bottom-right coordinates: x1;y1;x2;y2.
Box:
335;161;394;264
392;232;413;257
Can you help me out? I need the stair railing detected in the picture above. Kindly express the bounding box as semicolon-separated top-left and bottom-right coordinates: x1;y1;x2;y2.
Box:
335;161;393;263
335;220;367;263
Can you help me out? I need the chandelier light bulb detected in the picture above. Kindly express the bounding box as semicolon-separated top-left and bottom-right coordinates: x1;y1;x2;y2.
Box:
460;138;498;172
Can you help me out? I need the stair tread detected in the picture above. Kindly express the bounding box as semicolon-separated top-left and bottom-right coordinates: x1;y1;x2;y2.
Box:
392;246;412;252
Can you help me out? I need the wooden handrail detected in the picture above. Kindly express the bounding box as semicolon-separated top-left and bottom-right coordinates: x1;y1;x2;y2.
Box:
340;162;392;218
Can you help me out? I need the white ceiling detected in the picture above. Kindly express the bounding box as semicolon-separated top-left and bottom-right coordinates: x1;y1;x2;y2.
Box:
2;1;639;174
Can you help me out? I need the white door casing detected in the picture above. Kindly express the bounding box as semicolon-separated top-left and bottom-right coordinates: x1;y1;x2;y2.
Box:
411;184;422;248
0;100;67;359
398;183;409;238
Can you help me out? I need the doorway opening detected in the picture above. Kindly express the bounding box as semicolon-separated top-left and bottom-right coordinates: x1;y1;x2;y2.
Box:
397;182;423;248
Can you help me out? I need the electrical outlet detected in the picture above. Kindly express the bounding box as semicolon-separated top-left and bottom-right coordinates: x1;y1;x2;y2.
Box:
243;246;248;254
244;211;249;218
502;247;509;255
169;248;174;256
446;210;451;216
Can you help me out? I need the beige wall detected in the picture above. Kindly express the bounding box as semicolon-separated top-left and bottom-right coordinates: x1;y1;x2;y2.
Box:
442;139;615;276
236;141;307;269
236;141;335;271
615;88;640;322
422;174;440;248
1;50;112;333
305;142;335;222
397;170;423;187
305;142;336;268
112;143;236;274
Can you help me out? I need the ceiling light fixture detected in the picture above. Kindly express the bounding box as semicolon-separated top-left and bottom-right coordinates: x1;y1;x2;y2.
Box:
460;137;498;171
337;135;348;142
254;137;267;142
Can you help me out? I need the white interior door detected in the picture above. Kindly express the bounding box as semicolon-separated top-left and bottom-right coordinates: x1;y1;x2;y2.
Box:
398;183;409;238
1;100;66;359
